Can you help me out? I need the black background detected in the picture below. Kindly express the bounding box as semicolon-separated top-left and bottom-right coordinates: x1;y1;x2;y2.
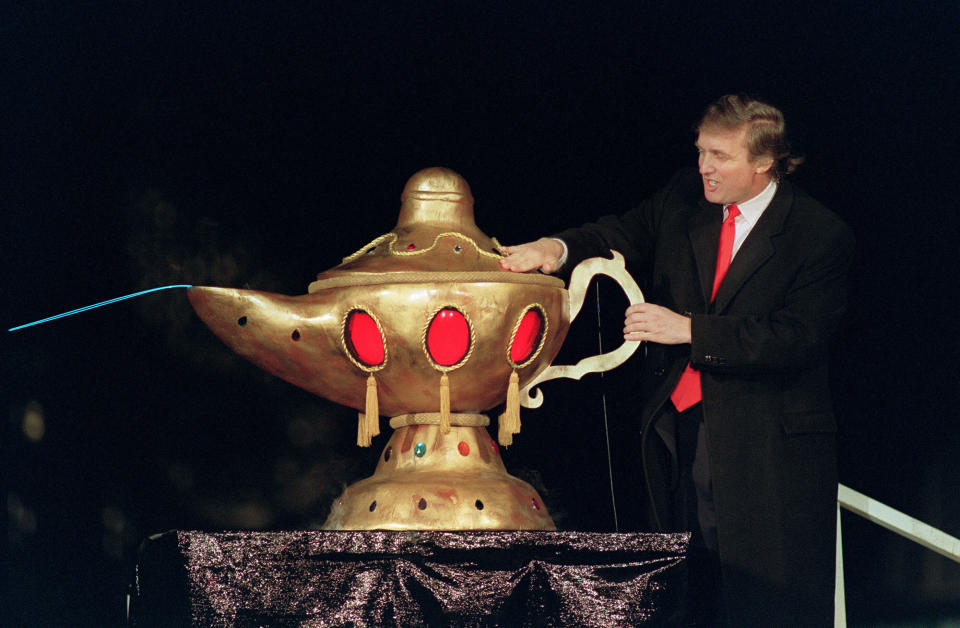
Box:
3;2;959;625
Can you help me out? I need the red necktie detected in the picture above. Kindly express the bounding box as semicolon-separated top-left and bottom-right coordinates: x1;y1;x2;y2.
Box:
670;204;741;412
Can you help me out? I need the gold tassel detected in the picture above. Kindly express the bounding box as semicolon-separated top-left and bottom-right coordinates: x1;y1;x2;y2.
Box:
498;370;521;446
439;372;451;434
356;374;380;447
357;412;370;447
366;373;380;438
497;413;513;447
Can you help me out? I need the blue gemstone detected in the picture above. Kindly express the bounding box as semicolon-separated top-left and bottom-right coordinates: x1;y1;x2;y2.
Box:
414;442;427;457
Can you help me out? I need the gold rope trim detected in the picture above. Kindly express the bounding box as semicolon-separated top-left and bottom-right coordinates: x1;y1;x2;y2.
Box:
388;231;504;260
506;303;550;369
389;413;490;428
341;233;397;265
339;306;388;373
343;231;506;265
420;304;477;373
311;270;564;292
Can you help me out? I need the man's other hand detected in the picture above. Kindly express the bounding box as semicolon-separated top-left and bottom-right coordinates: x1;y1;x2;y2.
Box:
498;238;565;273
624;303;692;345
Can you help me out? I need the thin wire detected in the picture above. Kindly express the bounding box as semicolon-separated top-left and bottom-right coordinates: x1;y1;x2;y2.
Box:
8;285;193;332
595;281;619;532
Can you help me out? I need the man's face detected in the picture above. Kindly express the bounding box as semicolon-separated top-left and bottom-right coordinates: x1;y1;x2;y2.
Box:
696;124;773;206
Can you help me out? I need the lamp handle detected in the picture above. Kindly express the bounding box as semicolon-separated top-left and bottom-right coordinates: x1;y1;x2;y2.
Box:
520;251;644;408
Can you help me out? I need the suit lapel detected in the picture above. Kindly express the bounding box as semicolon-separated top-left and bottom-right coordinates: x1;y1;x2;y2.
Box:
688;199;722;309
711;180;794;313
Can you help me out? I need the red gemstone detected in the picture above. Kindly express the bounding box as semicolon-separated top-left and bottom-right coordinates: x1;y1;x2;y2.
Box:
426;307;470;366
510;308;544;364
346;310;385;366
490;439;499;454
407;243;417;250
458;441;470;456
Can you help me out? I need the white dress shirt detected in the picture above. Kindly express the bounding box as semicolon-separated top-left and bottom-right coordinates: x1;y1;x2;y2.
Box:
728;178;777;260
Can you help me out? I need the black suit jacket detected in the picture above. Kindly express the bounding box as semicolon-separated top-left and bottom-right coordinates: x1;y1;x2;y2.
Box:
557;168;855;626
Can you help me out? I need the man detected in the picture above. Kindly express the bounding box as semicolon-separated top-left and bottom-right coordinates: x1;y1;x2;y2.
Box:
500;94;854;626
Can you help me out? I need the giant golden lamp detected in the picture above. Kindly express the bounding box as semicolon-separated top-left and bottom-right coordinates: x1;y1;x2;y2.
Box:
188;167;643;530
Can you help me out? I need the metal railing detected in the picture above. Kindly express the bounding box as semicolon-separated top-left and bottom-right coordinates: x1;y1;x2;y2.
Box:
835;483;960;627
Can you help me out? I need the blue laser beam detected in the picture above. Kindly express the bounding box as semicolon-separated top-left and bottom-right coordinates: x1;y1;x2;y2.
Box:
8;284;194;332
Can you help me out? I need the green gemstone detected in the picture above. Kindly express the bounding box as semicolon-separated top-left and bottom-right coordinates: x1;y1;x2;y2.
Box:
414;442;427;457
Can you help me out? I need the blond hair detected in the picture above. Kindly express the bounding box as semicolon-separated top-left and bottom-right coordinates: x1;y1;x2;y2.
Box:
698;94;804;178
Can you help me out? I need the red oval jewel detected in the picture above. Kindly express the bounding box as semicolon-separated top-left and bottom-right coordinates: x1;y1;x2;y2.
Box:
510;308;544;364
490;439;499;455
406;243;417;250
458;441;470;456
346;310;385;366
426;307;470;366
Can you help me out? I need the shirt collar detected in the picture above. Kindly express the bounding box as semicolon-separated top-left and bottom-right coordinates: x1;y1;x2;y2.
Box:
724;178;778;220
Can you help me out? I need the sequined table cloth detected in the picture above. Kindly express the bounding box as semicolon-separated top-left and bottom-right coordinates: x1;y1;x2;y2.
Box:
129;530;689;627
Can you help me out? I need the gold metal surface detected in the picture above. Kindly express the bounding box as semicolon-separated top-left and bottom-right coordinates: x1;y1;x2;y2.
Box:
187;167;643;531
322;422;555;530
188;168;574;416
188;280;569;416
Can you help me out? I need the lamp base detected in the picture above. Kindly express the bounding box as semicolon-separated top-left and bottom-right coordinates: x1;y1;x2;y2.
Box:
323;416;555;530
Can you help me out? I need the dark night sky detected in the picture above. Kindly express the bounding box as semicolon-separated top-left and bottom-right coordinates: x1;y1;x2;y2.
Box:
3;2;960;625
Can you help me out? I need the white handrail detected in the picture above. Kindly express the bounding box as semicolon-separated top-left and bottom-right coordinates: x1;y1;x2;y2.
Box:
834;483;960;627
838;484;960;561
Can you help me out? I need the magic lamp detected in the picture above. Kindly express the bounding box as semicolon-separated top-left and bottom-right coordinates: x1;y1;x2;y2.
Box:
188;167;642;530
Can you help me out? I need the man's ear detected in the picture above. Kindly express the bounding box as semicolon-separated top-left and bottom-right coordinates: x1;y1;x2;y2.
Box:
754;156;774;175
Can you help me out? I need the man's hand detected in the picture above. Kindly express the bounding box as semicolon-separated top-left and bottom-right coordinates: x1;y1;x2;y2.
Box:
624;303;692;345
499;238;565;273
